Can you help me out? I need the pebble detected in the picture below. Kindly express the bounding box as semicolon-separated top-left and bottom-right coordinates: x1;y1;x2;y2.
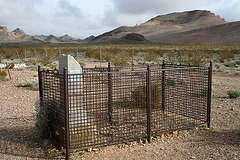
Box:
172;131;178;135
144;139;148;144
92;148;97;152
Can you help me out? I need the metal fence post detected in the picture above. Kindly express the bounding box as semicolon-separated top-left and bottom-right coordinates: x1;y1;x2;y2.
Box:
162;60;165;113
207;61;212;128
108;62;113;124
38;65;43;99
147;65;152;143
64;68;70;160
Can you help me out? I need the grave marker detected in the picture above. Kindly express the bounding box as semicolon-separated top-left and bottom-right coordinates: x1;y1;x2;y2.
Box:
59;55;94;146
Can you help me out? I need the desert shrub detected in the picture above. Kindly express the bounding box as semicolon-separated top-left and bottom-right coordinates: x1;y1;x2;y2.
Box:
0;69;7;81
224;60;237;67
40;56;55;66
17;81;39;91
144;52;159;62
0;69;7;77
214;64;221;69
132;82;162;109
165;78;176;86
236;60;240;65
227;90;240;99
78;61;86;68
35;100;55;140
165;77;185;86
6;62;15;69
219;50;235;62
213;63;226;72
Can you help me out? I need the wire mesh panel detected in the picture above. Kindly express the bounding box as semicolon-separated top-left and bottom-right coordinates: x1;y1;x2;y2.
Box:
150;67;209;136
41;70;65;146
39;62;212;152
110;71;148;143
67;70;148;149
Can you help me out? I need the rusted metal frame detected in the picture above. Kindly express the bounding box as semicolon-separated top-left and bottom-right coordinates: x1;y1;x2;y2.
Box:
38;66;43;99
40;63;212;151
151;66;209;72
147;65;152;143
64;68;70;160
108;62;113;124
207;61;212;128
162;60;166;113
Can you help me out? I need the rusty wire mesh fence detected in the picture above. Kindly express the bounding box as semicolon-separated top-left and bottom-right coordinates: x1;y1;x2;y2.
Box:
38;62;212;159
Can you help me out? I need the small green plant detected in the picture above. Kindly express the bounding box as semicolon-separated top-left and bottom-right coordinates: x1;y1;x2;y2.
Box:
227;90;240;99
0;69;7;81
0;69;7;77
78;61;86;68
132;82;162;109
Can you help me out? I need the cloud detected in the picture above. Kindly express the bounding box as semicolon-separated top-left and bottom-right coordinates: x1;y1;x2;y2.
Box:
55;0;83;17
50;0;110;37
103;0;240;27
212;0;240;22
112;0;220;14
0;0;239;39
0;0;41;27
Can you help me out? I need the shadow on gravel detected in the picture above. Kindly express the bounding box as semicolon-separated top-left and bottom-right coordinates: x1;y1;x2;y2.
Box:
0;124;54;159
195;129;240;147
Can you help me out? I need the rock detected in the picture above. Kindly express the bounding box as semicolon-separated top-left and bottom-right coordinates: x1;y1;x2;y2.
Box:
87;148;92;152
172;131;178;135
124;117;130;121
189;156;196;159
144;139;148;144
161;134;165;139
92;148;97;152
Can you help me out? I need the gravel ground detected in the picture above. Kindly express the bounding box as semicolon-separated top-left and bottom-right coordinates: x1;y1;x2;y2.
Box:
0;68;239;159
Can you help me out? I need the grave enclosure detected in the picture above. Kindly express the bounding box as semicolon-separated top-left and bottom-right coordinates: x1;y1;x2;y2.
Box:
38;55;212;159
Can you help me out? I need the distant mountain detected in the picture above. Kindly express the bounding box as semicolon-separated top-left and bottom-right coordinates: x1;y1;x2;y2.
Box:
162;21;240;44
58;34;79;41
35;35;49;40
1;10;240;44
91;10;240;44
92;32;149;44
0;26;88;44
12;28;27;38
81;35;95;43
0;26;14;41
45;35;63;43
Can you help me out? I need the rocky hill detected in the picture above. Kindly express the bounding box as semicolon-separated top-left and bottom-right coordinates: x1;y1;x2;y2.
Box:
92;10;240;44
12;28;27;38
1;10;240;44
45;35;63;43
59;34;81;41
0;27;85;44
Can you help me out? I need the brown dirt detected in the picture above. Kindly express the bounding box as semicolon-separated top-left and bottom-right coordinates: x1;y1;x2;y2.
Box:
0;67;239;159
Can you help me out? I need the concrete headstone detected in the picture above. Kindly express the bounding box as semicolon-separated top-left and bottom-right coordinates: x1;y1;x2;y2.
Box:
58;54;94;146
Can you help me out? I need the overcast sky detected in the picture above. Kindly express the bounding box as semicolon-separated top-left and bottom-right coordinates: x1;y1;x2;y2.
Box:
0;0;239;39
